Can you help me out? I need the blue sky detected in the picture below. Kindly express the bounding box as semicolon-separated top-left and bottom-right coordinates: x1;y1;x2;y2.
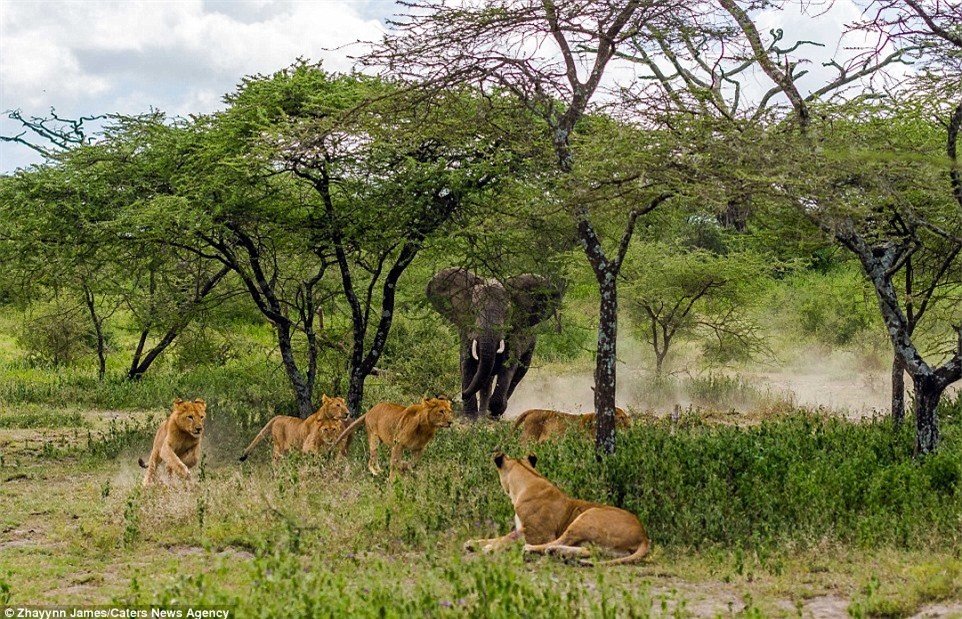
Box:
0;0;893;174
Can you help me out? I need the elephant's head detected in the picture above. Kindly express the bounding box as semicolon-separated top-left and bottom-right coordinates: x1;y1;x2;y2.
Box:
426;267;564;398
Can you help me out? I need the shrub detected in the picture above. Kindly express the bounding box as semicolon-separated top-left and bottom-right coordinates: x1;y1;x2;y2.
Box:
534;412;962;550
15;302;97;366
173;325;236;371
773;266;880;348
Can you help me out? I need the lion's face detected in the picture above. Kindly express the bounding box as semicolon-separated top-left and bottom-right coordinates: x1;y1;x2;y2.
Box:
315;421;342;444
614;407;631;428
320;395;349;420
424;396;454;428
172;398;206;437
307;419;342;448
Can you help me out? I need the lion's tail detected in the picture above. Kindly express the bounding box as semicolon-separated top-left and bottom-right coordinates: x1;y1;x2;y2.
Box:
596;536;650;566
138;458;148;469
512;409;536;431
331;414;367;452
239;417;279;462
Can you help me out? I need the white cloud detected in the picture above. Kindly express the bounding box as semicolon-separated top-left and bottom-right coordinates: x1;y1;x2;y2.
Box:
0;0;387;171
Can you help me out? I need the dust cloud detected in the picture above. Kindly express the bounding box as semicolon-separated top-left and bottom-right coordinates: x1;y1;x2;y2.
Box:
506;338;958;420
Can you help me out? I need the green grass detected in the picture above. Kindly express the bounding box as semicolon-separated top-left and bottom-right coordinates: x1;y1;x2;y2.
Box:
1;299;962;616
0;404;88;429
2;397;962;615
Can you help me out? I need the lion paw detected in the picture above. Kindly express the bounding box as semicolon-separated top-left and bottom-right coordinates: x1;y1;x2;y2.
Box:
464;539;498;554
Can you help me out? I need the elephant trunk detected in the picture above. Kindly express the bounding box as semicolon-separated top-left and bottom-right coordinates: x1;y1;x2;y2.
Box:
464;336;502;397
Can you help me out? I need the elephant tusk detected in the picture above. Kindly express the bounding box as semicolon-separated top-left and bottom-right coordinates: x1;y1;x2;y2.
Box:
497;340;505;354
472;340;479;361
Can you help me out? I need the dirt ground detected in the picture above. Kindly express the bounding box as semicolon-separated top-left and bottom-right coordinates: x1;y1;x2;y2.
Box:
507;356;958;419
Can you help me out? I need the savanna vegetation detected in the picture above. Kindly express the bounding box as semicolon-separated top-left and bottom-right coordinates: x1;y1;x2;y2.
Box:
2;0;962;616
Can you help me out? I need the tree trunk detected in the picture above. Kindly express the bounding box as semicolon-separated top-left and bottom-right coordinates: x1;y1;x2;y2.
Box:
347;368;365;418
341;242;419;417
593;273;618;455
892;353;905;427
276;324;315;417
128;329;149;380
82;286;107;381
655;350;666;376
127;264;230;381
126;327;181;380
913;373;943;456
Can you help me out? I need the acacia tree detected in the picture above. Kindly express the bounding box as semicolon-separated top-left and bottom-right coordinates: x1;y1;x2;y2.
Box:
158;64;512;416
624;242;769;374
0;113;232;381
370;0;690;453
617;4;909;231
710;0;962;454
611;0;958;446
855;0;962;424
0;163;120;378
85;116;233;380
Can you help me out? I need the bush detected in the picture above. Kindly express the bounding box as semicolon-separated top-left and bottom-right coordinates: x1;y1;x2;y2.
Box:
773;266;880;348
534;412;962;550
378;311;460;400
173;324;236;371
102;409;962;616
15;302;97;366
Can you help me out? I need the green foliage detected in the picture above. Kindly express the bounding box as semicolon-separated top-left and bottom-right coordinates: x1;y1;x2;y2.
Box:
0;406;86;429
173;325;236;371
0;359;295;430
529;412;962;550
623;242;772;371
15;301;97;366
86;415;159;460
132;548;657;618
535;319;595;363
768;265;881;348
683;374;779;409
71;402;962;556
123;486;142;547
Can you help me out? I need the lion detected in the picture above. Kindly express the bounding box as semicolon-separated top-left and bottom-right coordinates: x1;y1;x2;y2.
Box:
513;407;631;443
139;398;207;487
332;396;453;478
464;452;650;565
304;417;345;453
239;394;349;463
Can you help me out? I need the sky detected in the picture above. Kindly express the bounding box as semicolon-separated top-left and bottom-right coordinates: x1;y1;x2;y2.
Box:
0;0;889;174
0;0;390;171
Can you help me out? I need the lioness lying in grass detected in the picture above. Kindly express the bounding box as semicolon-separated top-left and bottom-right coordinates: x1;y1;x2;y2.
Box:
465;452;650;565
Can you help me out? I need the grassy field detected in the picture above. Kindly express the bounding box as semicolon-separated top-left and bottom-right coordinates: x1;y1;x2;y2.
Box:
3;398;962;617
0;280;961;617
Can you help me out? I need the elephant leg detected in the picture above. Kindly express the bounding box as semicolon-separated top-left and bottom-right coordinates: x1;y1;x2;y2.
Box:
505;345;535;401
460;337;481;420
490;343;534;418
463;394;480;419
478;378;494;416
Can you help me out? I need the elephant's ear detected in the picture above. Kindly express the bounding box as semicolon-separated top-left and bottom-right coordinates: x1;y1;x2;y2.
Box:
505;274;565;330
426;267;485;328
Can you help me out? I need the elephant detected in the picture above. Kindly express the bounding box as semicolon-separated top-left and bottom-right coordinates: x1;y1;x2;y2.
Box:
426;267;564;419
